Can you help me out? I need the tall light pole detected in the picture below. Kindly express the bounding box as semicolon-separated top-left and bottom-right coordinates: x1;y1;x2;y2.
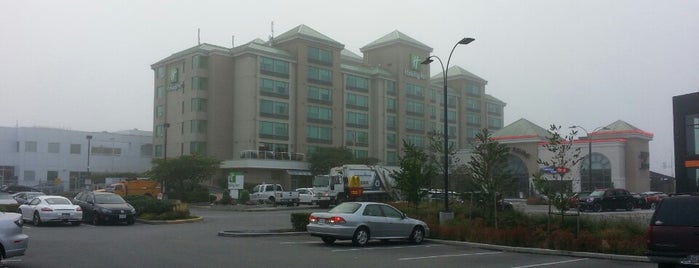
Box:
570;125;608;191
86;135;92;190
422;37;475;223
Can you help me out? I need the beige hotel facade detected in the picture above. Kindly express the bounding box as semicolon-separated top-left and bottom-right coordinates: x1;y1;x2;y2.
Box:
150;25;505;189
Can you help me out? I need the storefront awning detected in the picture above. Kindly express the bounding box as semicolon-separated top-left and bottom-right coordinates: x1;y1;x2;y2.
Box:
287;170;312;176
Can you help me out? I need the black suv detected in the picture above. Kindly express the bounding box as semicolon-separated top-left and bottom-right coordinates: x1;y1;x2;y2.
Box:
576;188;635;212
73;191;136;225
647;195;699;267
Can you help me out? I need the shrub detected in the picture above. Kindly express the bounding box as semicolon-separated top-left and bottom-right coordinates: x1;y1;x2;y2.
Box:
124;195;174;216
0;204;19;213
238;189;250;203
291;212;311;231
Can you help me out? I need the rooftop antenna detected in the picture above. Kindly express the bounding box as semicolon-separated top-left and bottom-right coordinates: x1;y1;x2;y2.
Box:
269;21;274;42
197;28;201;45
231;35;235;47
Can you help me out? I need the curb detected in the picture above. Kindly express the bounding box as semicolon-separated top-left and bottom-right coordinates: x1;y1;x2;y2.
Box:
136;216;204;225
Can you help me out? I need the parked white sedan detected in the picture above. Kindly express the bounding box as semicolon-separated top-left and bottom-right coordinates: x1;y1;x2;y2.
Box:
18;195;82;226
307;202;429;246
0;212;28;260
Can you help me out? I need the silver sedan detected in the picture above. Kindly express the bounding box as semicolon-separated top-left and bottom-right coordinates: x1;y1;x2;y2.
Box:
307;202;429;246
18;195;83;226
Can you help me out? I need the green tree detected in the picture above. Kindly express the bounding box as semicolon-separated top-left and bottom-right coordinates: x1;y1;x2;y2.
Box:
426;130;462;190
391;140;437;208
147;155;221;200
464;128;514;229
307;147;354;175
534;125;583;227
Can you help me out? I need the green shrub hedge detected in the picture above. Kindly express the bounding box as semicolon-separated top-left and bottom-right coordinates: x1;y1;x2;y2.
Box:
124;195;174;216
291;212;311;231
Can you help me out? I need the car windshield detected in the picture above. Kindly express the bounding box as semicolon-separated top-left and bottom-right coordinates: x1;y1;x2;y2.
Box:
95;194;126;204
589;190;605;197
329;202;361;213
45;198;71;205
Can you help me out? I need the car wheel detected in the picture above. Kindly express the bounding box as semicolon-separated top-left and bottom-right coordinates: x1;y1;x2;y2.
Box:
92;213;101;226
321;237;336;245
32;212;42;226
409;226;425;244
352;227;370;246
592;203;602;212
625;202;634;211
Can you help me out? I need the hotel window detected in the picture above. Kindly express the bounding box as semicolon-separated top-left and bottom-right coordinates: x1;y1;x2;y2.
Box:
155;125;164;137
192;55;209;69
467;114;481;125
190;120;207;134
386;133;397;148
308;66;332;85
70;144;81;154
307;86;331;102
488;118;503;129
448;110;457;122
447;95;458;107
345;130;368;146
156;105;164;118
467;128;480;139
92;146;122;156
353;149;368;159
154;145;163;158
259;121;289;140
191;77;208;90
307;106;332;122
191;98;208;112
157;67;165;79
260;78;289;97
406;84;424;98
448;125;457;138
430;105;436;119
406;118;425;132
25;141;37;152
386;98;397;112
48;142;60;153
405;135;425;148
487;103;503;115
386;151;398;165
308;47;332;65
406;101;424;115
260;57;289;77
386;81;397;95
306;125;332;143
260;99;289;118
386;115;396;130
156;86;165;98
346;75;369;91
466;99;481;111
466;85;481;96
346;93;369;109
346;112;369;127
190;142;207;155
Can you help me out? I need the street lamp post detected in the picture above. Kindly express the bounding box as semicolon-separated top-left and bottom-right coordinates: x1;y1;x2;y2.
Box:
570;125;608;191
422;37;475;224
86;135;92;190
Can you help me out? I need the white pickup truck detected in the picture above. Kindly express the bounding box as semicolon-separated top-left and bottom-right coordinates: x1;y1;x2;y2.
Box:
250;184;300;206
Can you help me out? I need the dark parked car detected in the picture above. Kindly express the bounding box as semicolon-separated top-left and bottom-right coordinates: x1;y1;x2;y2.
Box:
647;195;699;267
576;188;635;212
569;191;591;209
73;191;136;225
631;192;650;209
1;185;40;194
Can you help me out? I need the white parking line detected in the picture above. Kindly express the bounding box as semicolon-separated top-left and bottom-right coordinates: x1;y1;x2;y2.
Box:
331;244;441;252
510;258;589;268
398;251;502;261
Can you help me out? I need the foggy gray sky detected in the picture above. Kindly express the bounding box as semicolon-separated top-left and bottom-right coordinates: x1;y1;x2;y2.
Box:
1;0;697;175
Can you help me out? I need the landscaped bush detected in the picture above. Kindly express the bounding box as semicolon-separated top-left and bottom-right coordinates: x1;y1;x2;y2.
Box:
124;195;174;215
0;204;19;213
390;201;647;256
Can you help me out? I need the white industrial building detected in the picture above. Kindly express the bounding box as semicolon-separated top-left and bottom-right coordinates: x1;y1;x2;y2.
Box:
0;126;152;192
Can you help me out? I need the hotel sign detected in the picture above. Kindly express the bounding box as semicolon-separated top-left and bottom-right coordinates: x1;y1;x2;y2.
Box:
168;68;182;90
405;54;429;80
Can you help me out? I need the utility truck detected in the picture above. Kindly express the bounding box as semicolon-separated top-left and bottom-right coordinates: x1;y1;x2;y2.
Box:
250;183;300;206
312;165;400;208
105;178;161;197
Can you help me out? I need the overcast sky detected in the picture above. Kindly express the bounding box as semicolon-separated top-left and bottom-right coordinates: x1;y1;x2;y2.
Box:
1;0;697;175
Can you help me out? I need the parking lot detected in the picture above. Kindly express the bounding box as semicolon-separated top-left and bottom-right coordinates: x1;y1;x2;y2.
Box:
8;207;653;268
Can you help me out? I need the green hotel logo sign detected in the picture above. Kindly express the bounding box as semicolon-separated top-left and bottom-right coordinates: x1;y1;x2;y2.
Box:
405;54;428;80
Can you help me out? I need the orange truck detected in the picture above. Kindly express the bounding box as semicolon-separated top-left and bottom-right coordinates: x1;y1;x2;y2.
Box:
106;179;161;197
